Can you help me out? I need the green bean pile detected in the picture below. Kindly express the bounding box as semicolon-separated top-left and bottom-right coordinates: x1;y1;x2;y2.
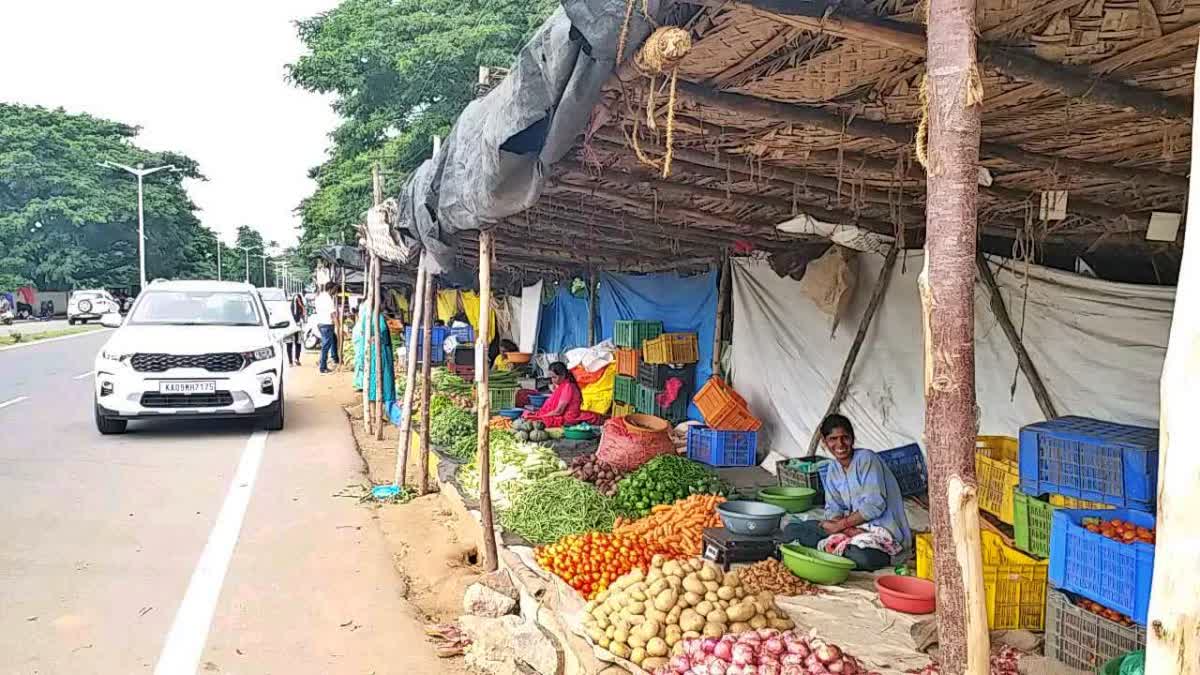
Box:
499;476;617;545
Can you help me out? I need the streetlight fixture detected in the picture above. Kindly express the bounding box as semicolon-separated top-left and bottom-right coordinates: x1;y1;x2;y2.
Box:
99;161;178;289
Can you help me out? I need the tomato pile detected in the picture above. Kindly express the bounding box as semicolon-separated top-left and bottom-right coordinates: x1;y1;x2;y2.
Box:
1073;597;1136;626
534;532;676;599
1082;517;1155;544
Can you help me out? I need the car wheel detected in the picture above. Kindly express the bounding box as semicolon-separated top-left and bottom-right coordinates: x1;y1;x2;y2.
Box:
264;385;285;431
68;318;76;326
95;401;127;435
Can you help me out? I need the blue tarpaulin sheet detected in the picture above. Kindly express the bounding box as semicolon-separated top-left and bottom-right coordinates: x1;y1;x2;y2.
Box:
599;270;718;420
536;285;591;355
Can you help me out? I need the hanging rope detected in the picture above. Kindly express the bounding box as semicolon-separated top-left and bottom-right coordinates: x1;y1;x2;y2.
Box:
632;26;692;178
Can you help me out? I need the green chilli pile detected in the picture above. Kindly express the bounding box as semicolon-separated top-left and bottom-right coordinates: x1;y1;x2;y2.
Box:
614;455;732;517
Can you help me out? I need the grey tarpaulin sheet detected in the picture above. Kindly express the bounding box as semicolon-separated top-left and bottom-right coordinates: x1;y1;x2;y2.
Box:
388;0;660;278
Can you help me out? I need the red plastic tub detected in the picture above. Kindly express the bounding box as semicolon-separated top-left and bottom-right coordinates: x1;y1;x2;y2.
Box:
876;575;936;614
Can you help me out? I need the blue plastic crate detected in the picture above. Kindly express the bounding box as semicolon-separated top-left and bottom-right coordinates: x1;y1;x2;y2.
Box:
404;325;449;363
1048;508;1156;625
687;427;758;467
449;324;475;343
1019;416;1158;510
878;443;928;497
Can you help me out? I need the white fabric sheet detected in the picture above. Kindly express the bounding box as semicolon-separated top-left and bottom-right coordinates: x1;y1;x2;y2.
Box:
519;281;543;353
731;254;1174;456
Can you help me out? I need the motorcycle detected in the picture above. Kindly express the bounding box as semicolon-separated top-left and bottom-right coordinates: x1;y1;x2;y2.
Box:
0;308;12;326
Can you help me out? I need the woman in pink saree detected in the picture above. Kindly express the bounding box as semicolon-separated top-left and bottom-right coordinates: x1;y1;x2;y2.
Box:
523;362;602;428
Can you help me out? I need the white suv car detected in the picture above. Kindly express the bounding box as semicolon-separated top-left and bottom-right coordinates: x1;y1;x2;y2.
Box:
93;280;288;434
69;289;120;324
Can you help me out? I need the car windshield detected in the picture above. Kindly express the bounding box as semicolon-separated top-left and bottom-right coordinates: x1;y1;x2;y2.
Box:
259;288;285;302
129;290;262;326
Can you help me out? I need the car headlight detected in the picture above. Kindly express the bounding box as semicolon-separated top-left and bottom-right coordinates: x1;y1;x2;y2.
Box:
101;350;130;363
244;346;276;363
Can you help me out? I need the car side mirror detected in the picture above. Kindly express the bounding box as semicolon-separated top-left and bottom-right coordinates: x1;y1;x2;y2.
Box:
270;320;290;329
100;312;123;328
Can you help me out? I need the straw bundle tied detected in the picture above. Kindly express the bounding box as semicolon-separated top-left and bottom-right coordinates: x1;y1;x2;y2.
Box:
630;26;692;178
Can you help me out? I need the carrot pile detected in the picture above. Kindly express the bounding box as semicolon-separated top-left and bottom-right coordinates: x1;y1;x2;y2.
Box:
488;416;513;430
612;493;725;555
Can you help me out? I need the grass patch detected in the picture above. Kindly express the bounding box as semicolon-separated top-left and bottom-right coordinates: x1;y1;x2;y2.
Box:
0;325;102;347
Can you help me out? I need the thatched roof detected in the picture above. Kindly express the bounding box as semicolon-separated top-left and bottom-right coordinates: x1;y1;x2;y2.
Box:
380;0;1193;281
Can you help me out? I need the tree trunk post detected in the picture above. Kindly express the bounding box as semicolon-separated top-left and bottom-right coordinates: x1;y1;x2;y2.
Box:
394;255;427;488
373;256;385;440
337;265;346;373
1145;40;1200;675
807;246;900;455
418;269;436;494
974;254;1058;419
922;0;990;668
477;231;499;572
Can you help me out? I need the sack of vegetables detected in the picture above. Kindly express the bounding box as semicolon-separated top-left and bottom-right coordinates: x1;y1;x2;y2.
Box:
598;415;675;472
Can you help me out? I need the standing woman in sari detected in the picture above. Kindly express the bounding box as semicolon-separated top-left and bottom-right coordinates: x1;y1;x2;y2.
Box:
523;362;601;428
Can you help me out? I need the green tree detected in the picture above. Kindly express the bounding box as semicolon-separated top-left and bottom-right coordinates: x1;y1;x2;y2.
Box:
288;0;556;261
0;103;215;291
233;225;268;285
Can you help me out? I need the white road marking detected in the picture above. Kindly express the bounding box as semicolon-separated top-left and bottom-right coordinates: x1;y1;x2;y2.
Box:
73;370;95;380
0;328;111;352
0;396;29;410
153;431;269;675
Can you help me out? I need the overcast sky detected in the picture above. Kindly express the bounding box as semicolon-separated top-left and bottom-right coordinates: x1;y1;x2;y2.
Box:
0;0;341;249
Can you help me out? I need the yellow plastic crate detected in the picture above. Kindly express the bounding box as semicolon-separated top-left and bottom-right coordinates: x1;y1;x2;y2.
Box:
612;401;635;418
1048;494;1115;510
642;332;699;364
976;436;1020;524
915;530;1048;631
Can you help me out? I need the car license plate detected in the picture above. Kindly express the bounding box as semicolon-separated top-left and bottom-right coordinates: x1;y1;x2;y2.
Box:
159;381;217;394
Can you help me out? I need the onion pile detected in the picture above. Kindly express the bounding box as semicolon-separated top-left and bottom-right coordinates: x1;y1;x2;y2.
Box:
654;629;881;675
568;454;628;497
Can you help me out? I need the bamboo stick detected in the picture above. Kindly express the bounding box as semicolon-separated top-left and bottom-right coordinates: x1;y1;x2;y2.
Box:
372;256;384;440
477;230;498;572
418;269;435;494
394;255;427;488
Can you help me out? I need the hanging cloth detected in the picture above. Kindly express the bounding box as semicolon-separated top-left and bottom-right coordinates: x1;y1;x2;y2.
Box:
436;289;459;324
461;290;497;343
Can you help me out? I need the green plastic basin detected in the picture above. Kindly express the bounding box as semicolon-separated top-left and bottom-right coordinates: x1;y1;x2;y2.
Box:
779;543;855;585
757;486;817;512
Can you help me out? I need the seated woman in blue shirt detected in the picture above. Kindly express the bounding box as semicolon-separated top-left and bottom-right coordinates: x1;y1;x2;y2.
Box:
782;414;912;571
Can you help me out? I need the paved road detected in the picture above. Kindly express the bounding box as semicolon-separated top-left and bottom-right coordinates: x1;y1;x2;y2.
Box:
0;333;444;674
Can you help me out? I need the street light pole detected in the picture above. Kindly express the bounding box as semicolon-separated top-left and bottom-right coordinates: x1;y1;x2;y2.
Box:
99;161;177;289
216;241;222;281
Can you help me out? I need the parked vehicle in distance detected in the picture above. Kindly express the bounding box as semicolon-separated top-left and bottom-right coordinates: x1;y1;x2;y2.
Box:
69;289;120;325
92;280;290;434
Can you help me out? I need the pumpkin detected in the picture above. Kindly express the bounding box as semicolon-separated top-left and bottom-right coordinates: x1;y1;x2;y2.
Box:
532;421;545;431
515;430;530;442
529;430;548;442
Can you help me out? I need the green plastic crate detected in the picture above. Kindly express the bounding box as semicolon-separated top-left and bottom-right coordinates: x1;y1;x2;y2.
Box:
614;375;637;404
489;386;518;413
615;320;663;349
634;383;687;423
1013;488;1054;558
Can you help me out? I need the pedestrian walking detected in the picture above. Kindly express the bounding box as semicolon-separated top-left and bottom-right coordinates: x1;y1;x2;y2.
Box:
286;293;306;366
316;281;340;373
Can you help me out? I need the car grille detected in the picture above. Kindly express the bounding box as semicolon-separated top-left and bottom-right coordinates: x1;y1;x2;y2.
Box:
130;353;245;373
140;391;235;408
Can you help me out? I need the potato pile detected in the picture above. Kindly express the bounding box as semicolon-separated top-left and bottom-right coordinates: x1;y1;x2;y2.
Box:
582;555;795;671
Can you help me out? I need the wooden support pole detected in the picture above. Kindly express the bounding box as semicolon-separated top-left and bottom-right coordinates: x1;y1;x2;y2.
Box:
1145;41;1200;675
587;269;597;346
394;255;427;488
372;257;384;441
974;254;1058;420
476;230;498;572
363;254;376;435
922;0;990;669
806;246;899;455
418;269;436;494
338;266;347;372
713;256;731;376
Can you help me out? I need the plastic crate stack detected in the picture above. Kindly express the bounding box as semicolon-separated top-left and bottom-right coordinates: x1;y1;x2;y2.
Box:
613;320;697;425
404;326;451;364
693;376;761;432
916;529;1049;630
1013;416;1159;671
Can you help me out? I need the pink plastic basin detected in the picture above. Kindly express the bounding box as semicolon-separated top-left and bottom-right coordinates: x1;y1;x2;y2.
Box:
876;575;936;614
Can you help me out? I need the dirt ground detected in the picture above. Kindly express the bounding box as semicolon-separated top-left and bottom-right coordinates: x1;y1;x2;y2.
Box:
332;369;484;634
